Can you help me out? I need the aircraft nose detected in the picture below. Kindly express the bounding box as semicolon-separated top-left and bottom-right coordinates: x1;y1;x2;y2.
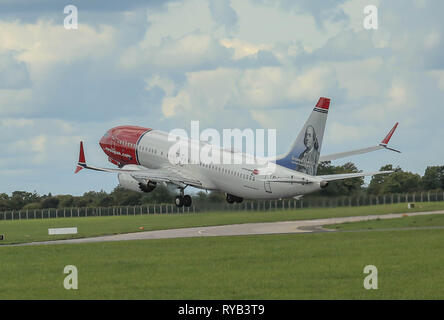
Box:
99;135;105;148
99;130;111;149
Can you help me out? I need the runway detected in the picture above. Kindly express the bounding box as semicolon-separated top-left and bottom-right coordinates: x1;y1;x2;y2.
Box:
4;210;444;247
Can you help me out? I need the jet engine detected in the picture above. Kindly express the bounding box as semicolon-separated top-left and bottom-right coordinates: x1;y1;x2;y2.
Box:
320;181;329;189
118;173;157;193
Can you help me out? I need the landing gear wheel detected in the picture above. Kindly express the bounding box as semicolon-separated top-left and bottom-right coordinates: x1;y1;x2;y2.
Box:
226;194;243;204
235;197;243;203
175;196;184;207
183;195;192;207
226;194;235;204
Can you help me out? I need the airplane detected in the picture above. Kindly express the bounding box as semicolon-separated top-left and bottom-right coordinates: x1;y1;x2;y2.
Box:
75;97;400;207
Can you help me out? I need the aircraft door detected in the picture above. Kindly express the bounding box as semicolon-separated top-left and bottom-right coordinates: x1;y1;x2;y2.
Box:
264;180;272;193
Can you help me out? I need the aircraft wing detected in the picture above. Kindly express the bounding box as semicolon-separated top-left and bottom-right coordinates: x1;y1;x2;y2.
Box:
74;142;202;188
319;123;400;162
131;168;203;187
318;170;393;182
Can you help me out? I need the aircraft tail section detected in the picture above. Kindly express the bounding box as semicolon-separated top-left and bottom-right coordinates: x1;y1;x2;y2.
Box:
275;97;330;175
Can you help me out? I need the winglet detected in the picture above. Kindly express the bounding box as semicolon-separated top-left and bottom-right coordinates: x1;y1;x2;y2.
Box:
75;141;86;174
380;123;401;153
381;122;399;145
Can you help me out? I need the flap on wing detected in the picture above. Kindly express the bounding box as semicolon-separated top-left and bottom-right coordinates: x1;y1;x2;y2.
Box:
131;168;202;187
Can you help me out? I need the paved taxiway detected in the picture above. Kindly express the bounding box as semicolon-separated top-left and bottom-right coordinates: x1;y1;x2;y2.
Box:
3;210;444;247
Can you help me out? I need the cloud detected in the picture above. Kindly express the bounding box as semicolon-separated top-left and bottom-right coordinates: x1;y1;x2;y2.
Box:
0;52;31;89
219;38;271;59
330;57;386;100
325;122;375;145
161;67;239;118
130;0;216;47
427;70;444;91
120;33;233;72
209;0;238;32
0;0;169;23
145;74;177;96
0;88;33;116
295;30;390;64
1;0;444;195
0;20;117;70
157;64;340;131
232;0;344;48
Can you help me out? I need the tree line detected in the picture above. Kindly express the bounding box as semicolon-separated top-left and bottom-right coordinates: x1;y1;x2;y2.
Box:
317;163;444;197
1;163;443;211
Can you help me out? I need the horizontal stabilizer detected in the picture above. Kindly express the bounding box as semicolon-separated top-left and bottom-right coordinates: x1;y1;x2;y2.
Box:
260;170;393;184
74;141;202;187
318;170;393;182
259;177;313;184
75;141;86;174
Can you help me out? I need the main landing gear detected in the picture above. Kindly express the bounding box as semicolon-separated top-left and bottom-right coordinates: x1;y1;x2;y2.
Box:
175;188;192;208
226;193;243;204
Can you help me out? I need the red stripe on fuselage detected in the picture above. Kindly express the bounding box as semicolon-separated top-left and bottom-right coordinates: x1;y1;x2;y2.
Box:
99;126;151;167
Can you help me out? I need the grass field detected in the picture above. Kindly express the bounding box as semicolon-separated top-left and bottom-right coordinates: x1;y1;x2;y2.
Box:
1;202;444;245
1;202;444;299
0;228;443;299
326;212;444;231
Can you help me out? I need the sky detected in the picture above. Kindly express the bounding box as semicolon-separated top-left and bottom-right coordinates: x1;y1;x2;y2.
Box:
1;0;443;196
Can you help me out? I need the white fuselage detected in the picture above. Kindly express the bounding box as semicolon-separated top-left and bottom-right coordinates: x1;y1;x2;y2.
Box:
133;130;321;199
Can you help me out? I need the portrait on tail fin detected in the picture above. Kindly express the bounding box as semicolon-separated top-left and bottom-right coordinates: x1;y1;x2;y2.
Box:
275;97;329;175
293;125;320;175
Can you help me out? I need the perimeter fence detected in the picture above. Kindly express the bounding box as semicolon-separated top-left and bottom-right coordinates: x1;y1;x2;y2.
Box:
1;191;443;221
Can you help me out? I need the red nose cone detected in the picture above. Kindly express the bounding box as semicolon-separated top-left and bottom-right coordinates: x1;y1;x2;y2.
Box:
101;126;152;166
99;135;107;149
